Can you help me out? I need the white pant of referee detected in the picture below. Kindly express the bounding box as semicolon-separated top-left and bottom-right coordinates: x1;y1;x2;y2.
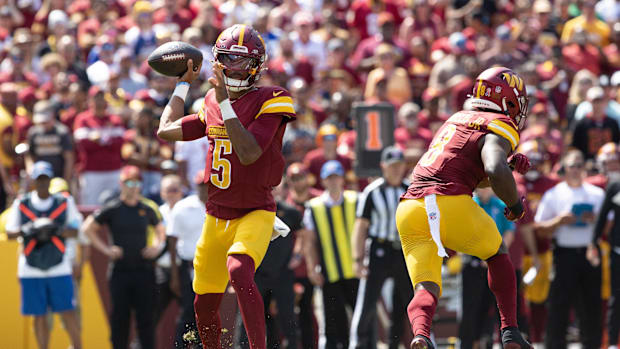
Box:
349;238;413;349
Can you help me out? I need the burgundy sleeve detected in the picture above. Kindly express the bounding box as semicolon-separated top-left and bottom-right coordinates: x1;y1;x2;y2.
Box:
181;114;207;141
248;115;284;151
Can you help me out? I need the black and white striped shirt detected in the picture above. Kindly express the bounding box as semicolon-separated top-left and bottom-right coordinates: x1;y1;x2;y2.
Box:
357;178;408;242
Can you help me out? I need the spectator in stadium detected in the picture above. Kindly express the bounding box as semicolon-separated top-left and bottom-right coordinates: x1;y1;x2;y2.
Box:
561;0;611;46
83;165;165;349
567;69;599;125
571;86;620;160
394;102;432;151
459;186;516;348
56;35;90;87
165;172;207;348
535;150;604;349
428;32;469;93
364;43;412;107
350;11;406;72
304;124;354;191
237;183;302;349
73;86;125;206
26;101;74;181
302;160;359;349
349;146;412;349
122;107;172;202
124;1;158;61
5;161;82;349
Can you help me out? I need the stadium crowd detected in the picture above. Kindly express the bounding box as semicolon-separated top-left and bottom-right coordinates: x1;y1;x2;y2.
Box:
1;0;620;347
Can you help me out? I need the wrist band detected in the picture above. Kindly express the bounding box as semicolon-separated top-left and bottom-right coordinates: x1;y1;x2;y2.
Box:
219;99;238;121
172;82;190;101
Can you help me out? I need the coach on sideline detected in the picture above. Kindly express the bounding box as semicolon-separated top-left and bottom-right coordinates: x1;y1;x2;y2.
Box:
349;146;413;349
83;165;165;349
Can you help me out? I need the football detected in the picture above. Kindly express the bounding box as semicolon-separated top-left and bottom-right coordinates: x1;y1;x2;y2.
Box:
147;41;203;77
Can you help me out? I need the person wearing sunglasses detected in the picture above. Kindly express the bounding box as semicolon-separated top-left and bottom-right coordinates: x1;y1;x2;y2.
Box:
157;24;296;349
83;165;165;349
535;150;605;348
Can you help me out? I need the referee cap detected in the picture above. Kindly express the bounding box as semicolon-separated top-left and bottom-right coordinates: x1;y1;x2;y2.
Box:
381;146;404;165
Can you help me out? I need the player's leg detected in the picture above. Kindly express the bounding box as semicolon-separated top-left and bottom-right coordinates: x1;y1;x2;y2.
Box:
227;210;275;349
437;195;529;348
396;198;443;348
193;214;236;349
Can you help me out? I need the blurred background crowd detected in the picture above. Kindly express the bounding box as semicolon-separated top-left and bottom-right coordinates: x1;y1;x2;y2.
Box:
0;0;619;347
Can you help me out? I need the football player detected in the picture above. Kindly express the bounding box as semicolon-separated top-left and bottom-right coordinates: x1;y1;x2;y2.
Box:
395;67;533;348
157;24;295;349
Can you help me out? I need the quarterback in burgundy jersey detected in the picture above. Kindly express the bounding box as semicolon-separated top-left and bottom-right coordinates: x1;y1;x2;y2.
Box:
396;67;533;349
157;25;295;349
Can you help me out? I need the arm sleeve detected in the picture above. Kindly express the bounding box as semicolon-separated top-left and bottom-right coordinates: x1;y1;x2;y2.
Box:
247;115;284;151
181;114;207;141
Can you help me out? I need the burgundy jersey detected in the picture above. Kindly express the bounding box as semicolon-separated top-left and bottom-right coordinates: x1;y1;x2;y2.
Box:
403;111;520;200
515;173;558;254
181;86;296;219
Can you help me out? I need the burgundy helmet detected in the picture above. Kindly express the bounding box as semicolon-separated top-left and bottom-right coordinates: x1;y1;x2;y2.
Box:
465;66;529;130
213;24;267;92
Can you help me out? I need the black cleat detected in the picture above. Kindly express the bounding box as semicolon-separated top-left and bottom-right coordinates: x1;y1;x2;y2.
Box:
410;335;435;349
501;326;533;349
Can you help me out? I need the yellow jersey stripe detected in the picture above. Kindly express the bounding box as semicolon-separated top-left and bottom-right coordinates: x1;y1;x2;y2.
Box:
256;96;295;118
260;96;294;108
488;120;519;150
344;191;356;238
331;205;354;280
311;201;339;283
238;24;246;46
255;106;296;118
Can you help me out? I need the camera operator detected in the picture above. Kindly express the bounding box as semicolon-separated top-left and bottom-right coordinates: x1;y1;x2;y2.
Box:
6;161;82;349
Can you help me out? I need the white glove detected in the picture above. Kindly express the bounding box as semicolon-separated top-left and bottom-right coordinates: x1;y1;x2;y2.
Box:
271;216;291;241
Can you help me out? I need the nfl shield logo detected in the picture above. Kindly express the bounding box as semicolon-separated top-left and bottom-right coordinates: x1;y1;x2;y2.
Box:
429;212;437;220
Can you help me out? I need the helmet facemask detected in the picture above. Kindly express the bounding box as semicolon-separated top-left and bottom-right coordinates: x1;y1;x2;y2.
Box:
214;52;264;92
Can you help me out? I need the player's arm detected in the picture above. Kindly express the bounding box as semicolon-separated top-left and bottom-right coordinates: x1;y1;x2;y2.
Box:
209;63;273;165
158;60;203;142
480;133;521;211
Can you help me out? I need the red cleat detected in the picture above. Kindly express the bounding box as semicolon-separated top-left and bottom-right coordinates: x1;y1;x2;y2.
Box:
410;335;434;349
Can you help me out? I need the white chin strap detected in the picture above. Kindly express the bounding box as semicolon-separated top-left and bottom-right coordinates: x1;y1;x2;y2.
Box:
223;75;252;92
464;98;504;113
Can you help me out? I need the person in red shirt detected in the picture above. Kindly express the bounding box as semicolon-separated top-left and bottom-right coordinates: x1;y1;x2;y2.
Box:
156;25;296;349
73;86;125;206
153;0;194;32
349;12;408;72
303;124;356;191
348;0;403;41
394;102;432;151
512;140;559;345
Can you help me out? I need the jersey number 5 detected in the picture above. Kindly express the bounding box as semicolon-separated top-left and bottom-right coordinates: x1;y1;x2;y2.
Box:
419;124;457;167
211;139;232;189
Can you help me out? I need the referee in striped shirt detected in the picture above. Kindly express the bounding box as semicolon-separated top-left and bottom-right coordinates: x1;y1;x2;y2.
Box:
349;146;414;349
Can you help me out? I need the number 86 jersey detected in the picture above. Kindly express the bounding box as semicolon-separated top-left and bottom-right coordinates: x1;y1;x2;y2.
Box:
180;86;296;219
403;111;519;200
